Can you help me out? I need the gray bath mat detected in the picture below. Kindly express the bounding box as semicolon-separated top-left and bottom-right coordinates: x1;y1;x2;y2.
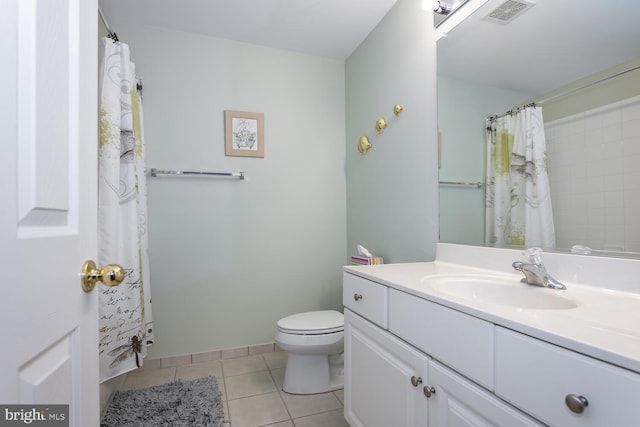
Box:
101;376;225;427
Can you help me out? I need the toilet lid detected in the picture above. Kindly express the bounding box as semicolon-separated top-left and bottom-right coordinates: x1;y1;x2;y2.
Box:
277;310;344;335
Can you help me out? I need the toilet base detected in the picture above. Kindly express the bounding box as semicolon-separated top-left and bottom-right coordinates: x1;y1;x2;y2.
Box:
282;353;344;394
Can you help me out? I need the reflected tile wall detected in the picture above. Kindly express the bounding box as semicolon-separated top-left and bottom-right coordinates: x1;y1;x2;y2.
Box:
546;96;640;252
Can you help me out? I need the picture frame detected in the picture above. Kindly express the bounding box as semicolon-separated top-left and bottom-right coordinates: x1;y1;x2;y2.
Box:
225;110;264;157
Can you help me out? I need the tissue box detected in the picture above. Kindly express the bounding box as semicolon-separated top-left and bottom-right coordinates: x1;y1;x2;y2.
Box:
351;255;384;265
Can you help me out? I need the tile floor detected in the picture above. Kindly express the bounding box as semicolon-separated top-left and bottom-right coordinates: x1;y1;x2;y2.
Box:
116;351;349;427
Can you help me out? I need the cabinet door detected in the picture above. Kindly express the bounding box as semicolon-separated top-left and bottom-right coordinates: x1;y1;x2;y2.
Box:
428;360;543;427
345;309;429;427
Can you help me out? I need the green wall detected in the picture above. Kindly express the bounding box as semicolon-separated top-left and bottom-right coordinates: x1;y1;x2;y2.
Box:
346;0;440;263
110;23;347;358
104;0;446;358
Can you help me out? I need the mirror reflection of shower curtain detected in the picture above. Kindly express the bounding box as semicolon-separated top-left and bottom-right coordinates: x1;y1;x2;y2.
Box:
98;38;154;382
484;106;556;248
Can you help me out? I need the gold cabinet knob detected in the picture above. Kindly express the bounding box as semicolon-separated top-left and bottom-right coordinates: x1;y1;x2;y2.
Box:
81;259;125;292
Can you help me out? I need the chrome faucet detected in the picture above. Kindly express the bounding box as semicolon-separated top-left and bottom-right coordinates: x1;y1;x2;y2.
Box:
512;248;566;290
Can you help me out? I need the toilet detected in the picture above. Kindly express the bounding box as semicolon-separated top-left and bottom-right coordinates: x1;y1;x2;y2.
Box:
275;310;344;394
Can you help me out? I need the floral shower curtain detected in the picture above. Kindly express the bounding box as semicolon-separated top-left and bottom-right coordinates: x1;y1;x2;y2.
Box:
485;105;556;248
98;37;154;382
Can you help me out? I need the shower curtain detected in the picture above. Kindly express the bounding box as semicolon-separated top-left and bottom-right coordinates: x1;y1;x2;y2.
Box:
98;37;154;382
485;105;556;248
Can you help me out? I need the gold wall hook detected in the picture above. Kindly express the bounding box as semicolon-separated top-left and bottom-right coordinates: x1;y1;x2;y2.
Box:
81;259;125;292
393;104;404;116
375;117;388;133
357;135;372;154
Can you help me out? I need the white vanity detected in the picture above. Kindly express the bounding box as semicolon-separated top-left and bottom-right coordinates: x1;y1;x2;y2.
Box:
342;243;640;427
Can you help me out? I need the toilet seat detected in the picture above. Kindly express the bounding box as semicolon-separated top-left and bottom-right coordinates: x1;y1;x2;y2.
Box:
277;310;344;335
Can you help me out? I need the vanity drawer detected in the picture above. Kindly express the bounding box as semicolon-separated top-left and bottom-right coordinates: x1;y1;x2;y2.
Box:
495;327;640;427
343;273;388;329
388;288;494;390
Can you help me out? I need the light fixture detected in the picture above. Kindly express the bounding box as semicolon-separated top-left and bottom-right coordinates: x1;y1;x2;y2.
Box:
424;0;452;14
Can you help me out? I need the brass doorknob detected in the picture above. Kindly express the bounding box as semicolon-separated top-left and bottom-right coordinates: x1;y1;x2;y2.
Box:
81;260;125;292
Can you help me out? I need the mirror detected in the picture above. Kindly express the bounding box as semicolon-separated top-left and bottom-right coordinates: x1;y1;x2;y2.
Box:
437;0;640;257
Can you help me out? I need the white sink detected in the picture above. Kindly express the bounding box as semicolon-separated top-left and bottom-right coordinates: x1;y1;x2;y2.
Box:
421;274;578;310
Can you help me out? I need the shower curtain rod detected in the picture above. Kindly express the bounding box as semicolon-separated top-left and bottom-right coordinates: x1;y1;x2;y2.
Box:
488;63;640;124
97;11;143;93
98;6;119;42
536;63;640;106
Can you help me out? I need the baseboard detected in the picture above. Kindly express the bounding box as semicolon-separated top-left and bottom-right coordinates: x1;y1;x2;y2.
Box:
139;342;283;370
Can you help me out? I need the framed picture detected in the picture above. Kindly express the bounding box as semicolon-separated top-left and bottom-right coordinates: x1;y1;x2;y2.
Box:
225;110;264;157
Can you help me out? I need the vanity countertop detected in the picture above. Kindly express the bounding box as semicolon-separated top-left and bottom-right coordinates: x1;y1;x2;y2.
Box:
344;259;640;374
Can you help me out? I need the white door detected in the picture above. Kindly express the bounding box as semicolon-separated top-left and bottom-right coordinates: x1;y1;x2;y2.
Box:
0;0;101;426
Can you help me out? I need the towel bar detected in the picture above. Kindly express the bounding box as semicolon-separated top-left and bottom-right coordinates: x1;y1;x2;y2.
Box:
439;181;483;188
149;168;245;180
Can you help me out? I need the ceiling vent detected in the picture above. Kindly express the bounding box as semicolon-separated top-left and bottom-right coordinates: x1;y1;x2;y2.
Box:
484;0;535;24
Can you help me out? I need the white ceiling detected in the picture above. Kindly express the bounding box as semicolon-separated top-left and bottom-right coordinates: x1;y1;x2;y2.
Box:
99;0;640;95
99;0;399;60
437;0;640;96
